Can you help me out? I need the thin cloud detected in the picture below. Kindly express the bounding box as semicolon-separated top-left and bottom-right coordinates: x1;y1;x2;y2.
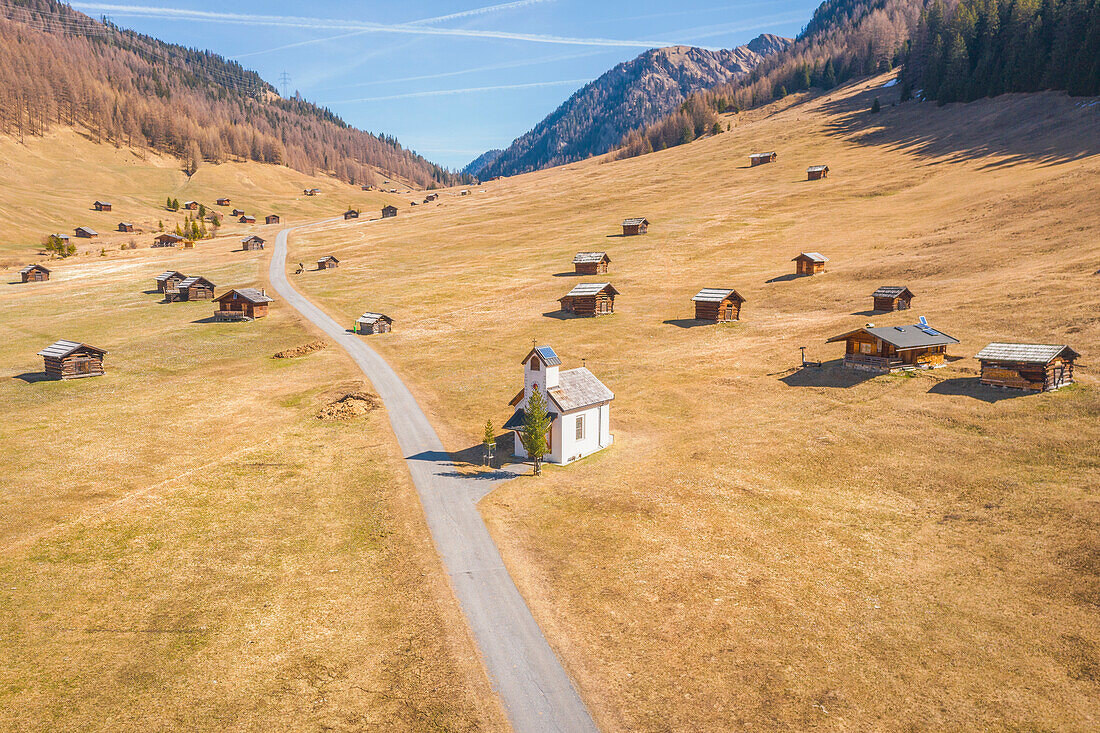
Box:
72;3;690;48
336;79;592;103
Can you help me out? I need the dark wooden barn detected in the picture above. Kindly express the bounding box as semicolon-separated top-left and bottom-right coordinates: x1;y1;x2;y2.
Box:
232;209;245;217
559;282;618;317
382;205;398;218
20;264;50;282
154;270;187;292
183;201;199;210
117;222;135;233
692;288;745;322
75;226;98;238
177;276;216;301
807;165;830;180
872;286;914;312
622;217;649;236
214;288;273;321
573;252;610;275
975;343;1080;392
750;152;777;166
356;312;393;334
153;233;184;248
241;235;265;251
37;340;107;379
793;252;828;275
93;200;112;211
827;320;959;373
344;210;360;220
265;214;280;225
317;255;340;270
216;197;231;206
239;214;256;224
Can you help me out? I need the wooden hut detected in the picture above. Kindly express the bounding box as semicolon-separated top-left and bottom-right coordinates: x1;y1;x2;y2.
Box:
75;226;98;238
183;201;199;210
750;152;777;166
356;312;393;334
232;208;245;217
239;214;256;224
826;320;959;373
692;288;745;322
807;165;830;180
265;214;280;225
37;340;107;379
93;200;112;212
176;276;216;301
573;252;610;275
216;197;231;206
382;205;398;218
559;282;618;317
304;188;320;196
621;217;649;236
975;343;1080;392
214;288;273;321
317;255;340;270
20;264;50;282
872;286;914;312
344;210;360;220
117;222;135;233
154;270;187;292
241;235;265;251
153;233;184;248
793;252;828;275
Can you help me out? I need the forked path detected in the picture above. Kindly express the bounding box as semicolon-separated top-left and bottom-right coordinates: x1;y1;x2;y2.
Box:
270;221;598;733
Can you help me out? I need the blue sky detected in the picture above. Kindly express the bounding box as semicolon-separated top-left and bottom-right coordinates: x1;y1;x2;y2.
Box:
71;1;819;169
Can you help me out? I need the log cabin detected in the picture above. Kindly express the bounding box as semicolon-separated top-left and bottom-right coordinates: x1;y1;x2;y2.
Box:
183;201;199;210
153;233;184;248
382;205;398;218
622;217;649;236
826;320;959;373
239;214;256;224
214;288;273;320
176;276;216;301
241;235;265;251
504;345;614;465
344;210;360;220
559;283;618;317
232;209;245;217
75;226;98;238
265;214;280;225
20;264;50;282
872;286;914;312
154;270;187;292
117;222;135;233
37;340;107;379
573;252;610;275
750;152;777;166
317;255;340;270
692;288;745;322
93;200;112;211
975;343;1080;392
793;252;828;275
304;188;320;196
356;312;393;334
807;165;830;180
216;197;231;206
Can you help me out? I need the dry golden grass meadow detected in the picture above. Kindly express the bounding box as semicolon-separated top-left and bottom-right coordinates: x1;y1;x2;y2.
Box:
1;71;1098;732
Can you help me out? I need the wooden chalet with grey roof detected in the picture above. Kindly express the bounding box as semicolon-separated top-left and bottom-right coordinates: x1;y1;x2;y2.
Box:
356;312;393;334
344;210;360;220
214;288;273;321
317;255;339;270
573;252;610;275
216;197;231;206
183;201;199;210
117;222;135;233
793;252;828;275
75;226;97;238
807;165;830;180
153;233;184;248
559;282;618;317
505;345;614;465
381;205;398;218
37;340;107;379
975;343;1080;392
304;188;320;196
750;152;777;166
20;264;50;282
239;214;256;224
872;286;914;312
93;200;112;211
241;235;265;251
692;288;745;322
176;276;216;301
827;319;959;373
621;217;649;236
154;270;187;293
231;208;245;217
265;214;280;225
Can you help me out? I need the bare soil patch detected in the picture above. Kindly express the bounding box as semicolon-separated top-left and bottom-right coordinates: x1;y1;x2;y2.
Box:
317;390;381;421
273;340;327;359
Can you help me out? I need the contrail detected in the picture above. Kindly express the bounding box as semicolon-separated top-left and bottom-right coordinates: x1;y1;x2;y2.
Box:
71;3;690;48
335;78;592;104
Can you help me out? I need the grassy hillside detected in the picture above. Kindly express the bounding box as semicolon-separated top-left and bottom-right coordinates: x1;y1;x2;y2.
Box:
285;75;1100;730
0;224;505;730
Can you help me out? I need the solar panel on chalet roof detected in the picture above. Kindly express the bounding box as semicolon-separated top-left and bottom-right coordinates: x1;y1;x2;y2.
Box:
535;346;561;366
